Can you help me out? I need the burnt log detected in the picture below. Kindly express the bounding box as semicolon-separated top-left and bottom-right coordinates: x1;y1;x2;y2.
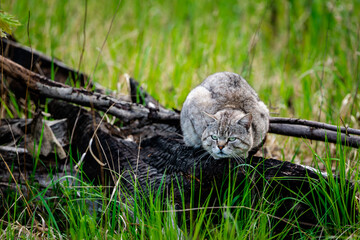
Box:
0;118;68;148
0;111;69;207
0;89;356;234
46;100;356;232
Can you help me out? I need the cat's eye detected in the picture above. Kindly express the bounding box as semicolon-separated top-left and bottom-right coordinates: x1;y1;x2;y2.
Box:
211;135;218;140
228;137;236;142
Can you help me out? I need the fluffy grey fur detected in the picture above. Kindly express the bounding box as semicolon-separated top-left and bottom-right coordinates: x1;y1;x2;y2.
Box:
180;72;269;159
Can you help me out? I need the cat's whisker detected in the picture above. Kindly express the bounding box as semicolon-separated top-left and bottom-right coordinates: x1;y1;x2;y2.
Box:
193;148;213;163
200;153;212;162
230;153;246;167
196;149;210;158
234;157;243;167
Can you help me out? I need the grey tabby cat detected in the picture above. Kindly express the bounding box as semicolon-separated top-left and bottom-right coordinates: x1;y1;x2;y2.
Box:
180;72;269;159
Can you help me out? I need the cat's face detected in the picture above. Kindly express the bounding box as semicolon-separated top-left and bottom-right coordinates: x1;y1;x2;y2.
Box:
201;111;253;159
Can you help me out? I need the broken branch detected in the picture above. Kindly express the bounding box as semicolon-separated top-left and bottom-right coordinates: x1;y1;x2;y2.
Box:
0;55;179;123
270;117;360;136
269;123;360;148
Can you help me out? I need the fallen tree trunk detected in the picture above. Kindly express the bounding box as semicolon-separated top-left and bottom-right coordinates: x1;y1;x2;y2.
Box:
0;99;355;232
46;100;355;232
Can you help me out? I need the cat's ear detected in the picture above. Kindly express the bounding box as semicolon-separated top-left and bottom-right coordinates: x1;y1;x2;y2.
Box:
237;113;252;130
203;111;218;122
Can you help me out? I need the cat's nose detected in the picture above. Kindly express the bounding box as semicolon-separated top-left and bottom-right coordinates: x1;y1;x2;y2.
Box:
218;145;224;150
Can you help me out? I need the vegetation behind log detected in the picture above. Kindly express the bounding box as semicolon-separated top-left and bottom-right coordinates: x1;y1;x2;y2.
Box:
0;1;360;239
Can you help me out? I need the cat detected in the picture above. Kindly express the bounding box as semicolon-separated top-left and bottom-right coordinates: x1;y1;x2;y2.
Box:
180;72;269;160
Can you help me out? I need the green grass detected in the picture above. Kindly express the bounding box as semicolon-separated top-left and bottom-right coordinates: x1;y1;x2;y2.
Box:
2;146;358;239
1;0;360;239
